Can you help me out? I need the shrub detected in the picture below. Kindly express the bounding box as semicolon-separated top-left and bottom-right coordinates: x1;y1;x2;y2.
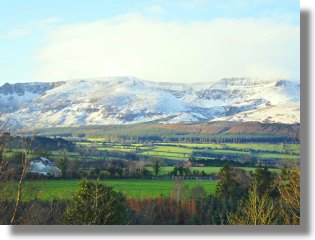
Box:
64;179;127;224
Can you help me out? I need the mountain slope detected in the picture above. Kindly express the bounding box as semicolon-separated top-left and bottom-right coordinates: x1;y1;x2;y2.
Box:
212;104;300;124
0;76;300;129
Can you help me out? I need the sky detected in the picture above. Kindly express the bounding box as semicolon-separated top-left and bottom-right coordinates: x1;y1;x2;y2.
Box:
0;0;300;84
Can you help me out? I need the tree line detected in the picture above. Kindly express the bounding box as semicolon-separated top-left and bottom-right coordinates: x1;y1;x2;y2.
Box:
0;122;300;225
0;162;300;225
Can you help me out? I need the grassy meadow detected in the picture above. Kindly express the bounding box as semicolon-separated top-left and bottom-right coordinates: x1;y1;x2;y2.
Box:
5;179;217;201
75;140;300;162
3;138;299;203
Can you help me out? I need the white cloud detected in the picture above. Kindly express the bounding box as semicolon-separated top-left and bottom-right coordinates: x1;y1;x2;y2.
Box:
0;17;61;40
35;14;300;83
147;5;166;15
1;28;31;40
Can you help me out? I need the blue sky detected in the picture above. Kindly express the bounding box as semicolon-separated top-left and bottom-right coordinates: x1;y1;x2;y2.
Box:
0;0;300;27
0;0;300;84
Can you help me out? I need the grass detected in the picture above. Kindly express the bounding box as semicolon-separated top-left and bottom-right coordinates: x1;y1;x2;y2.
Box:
3;165;283;202
86;138;107;142
82;142;300;162
146;166;282;176
63;142;301;165
251;152;299;160
76;142;93;146
153;146;193;154
197;149;299;160
224;143;284;152
139;146;192;161
283;144;300;155
6;179;217;201
157;142;300;154
157;143;224;148
97;147;136;152
140;151;190;159
6;141;300;165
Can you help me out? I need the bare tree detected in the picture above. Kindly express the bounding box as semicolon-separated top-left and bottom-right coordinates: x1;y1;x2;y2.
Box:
0;124;10;178
0;120;51;224
0;118;14;224
277;163;300;225
10;135;35;224
0;118;11;175
171;178;189;203
228;180;278;225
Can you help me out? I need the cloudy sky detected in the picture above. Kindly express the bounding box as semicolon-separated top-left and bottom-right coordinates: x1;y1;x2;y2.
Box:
0;0;300;84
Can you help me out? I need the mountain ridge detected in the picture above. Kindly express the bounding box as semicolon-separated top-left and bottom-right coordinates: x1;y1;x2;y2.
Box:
0;76;300;129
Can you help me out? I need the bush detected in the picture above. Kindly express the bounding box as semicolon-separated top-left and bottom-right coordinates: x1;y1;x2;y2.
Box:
64;179;127;224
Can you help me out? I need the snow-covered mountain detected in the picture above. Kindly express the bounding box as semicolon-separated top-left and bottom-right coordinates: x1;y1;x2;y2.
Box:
0;76;300;129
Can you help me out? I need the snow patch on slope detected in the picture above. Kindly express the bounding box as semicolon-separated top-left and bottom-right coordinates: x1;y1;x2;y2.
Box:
0;77;300;128
212;104;300;124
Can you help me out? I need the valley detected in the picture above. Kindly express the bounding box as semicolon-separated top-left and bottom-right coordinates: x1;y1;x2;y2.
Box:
0;77;301;225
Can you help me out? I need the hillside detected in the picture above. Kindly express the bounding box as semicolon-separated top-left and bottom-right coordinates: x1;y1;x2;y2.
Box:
0;76;300;129
36;121;300;143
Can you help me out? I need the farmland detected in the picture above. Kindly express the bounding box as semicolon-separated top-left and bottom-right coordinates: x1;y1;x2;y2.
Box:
6;140;300;167
3;131;299;204
145;166;282;176
73;140;300;166
5;179;217;201
1;121;301;225
5;137;299;179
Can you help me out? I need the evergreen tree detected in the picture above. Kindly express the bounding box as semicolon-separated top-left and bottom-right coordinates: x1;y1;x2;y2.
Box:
152;160;161;177
216;163;238;200
57;153;68;178
254;165;274;196
64;179;126;224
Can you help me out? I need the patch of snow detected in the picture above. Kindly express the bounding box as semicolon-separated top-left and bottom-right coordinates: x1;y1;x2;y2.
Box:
0;76;300;129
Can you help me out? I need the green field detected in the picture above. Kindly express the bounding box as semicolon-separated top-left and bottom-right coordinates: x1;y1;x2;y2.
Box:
145;166;281;176
157;142;300;155
74;141;300;163
5;148;82;161
6;141;300;172
5;179;217;201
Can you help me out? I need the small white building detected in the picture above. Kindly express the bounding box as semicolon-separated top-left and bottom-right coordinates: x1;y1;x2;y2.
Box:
28;157;62;177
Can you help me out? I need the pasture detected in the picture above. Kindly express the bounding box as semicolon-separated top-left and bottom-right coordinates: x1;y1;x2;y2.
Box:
5;179;217;201
6;140;299;165
74;140;300;163
145;166;282;176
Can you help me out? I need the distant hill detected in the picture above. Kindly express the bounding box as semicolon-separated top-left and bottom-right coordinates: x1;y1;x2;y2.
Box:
36;121;300;143
0;76;300;129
